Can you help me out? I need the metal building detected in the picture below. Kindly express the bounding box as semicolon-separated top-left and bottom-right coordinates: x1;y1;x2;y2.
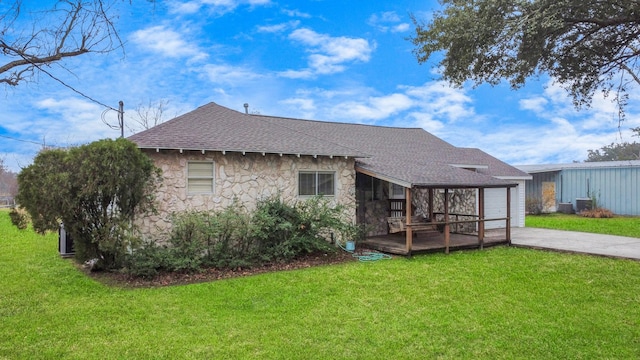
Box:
517;161;640;215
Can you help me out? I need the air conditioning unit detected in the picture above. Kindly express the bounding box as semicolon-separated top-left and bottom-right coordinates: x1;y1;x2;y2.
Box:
58;223;75;257
557;203;574;214
575;198;592;213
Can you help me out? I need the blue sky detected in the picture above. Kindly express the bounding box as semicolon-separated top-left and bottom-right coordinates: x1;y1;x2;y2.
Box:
2;0;639;173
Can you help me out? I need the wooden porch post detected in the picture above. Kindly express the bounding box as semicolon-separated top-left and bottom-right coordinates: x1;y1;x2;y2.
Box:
506;186;512;245
405;186;413;255
478;187;485;250
444;188;450;254
428;188;434;220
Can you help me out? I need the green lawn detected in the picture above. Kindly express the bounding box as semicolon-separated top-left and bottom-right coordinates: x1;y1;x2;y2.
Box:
2;211;640;359
526;213;640;238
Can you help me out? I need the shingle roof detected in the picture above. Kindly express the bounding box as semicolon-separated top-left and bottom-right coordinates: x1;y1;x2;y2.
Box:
128;102;368;158
129;102;529;188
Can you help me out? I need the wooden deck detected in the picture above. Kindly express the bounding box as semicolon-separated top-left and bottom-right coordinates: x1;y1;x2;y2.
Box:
361;229;509;255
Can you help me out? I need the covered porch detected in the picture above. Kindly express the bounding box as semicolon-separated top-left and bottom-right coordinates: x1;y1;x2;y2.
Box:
356;170;517;256
362;228;509;256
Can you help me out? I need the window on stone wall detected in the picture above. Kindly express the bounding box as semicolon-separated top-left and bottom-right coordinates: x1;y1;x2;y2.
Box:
187;161;215;194
299;171;335;196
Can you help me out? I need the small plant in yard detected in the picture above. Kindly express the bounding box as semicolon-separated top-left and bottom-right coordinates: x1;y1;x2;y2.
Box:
8;207;28;230
580;207;615;218
525;196;544;215
577;194;614;218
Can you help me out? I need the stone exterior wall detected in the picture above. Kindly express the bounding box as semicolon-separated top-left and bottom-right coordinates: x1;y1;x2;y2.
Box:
361;197;390;236
412;188;477;233
140;150;356;242
359;184;478;237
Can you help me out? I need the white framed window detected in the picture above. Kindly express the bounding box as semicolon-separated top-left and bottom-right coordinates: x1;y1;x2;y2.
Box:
298;171;335;196
187;161;215;194
389;183;405;199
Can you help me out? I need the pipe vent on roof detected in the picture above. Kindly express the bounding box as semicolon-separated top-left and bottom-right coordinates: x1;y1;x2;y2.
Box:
244;103;249;114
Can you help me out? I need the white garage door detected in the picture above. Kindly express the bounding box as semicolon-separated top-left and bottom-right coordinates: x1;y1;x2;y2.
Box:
483;187;520;230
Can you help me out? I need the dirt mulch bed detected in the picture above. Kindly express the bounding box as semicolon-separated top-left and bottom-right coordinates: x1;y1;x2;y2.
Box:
80;250;363;288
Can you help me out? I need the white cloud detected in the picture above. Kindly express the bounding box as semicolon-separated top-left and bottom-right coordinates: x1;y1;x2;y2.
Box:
130;26;208;62
368;11;409;33
0;97;121;172
368;11;400;24
519;97;548;113
256;20;299;33
201;63;264;84
169;0;270;15
168;1;203;14
331;93;413;121
257;23;288;33
281;28;374;78
407;112;445;132
281;97;315;111
282;8;311;18
34;98;116;140
392;23;410;33
519;78;640;137
438;79;640;165
280;98;316;118
277;69;315;79
403;82;477;122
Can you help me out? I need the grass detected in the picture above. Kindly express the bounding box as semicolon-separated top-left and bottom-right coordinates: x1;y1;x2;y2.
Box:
1;210;640;359
526;212;640;238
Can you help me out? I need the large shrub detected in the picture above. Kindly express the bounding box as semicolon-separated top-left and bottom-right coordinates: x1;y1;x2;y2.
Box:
252;196;354;262
166;204;254;271
15;149;69;233
16;138;160;269
124;196;359;278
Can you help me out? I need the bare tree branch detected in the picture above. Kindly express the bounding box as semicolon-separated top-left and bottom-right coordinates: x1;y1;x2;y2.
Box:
127;99;169;132
620;62;640;86
0;0;123;87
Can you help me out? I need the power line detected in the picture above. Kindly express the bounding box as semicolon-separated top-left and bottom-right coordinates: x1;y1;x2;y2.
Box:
27;62;118;112
10;43;122;116
0;134;46;146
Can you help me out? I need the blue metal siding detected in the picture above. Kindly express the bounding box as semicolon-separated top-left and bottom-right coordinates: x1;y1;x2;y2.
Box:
524;171;558;199
558;167;640;215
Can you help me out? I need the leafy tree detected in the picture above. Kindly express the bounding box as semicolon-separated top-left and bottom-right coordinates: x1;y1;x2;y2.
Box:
410;0;640;117
586;127;640;161
16;138;160;268
15;149;69;232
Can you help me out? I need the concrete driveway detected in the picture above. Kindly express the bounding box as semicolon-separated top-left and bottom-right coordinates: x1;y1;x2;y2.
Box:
510;227;640;260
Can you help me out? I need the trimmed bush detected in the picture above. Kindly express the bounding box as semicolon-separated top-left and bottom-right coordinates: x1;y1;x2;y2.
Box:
9;207;29;230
